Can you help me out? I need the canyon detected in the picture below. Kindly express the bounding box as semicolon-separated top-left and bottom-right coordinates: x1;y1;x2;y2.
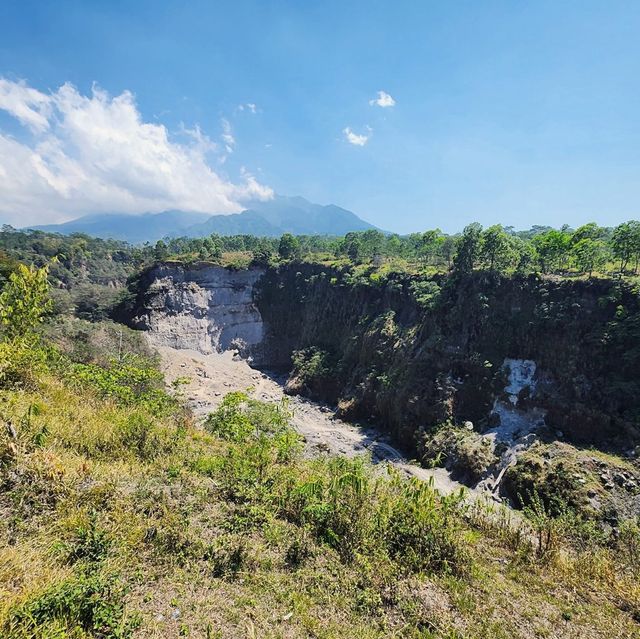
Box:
123;261;640;515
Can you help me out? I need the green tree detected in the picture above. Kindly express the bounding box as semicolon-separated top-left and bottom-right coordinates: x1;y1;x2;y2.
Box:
571;222;603;244
531;229;571;274
252;240;274;266
0;263;52;339
358;229;385;260
611;221;640;274
512;237;536;273
419;229;444;265
572;238;606;277
480;225;514;272
384;234;403;258
154;240;169;261
278;233;300;260
439;235;456;269
453;223;482;273
339;232;364;263
202;236;222;260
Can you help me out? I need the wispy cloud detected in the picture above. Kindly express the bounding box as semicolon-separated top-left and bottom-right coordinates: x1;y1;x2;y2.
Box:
0;78;272;225
343;126;371;146
0;78;53;133
369;90;395;108
221;118;236;154
237;102;257;114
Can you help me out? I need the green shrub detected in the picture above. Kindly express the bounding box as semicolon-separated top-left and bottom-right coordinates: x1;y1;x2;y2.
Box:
0;338;48;390
409;279;441;309
204;391;293;443
65;355;178;417
284;456;374;560
3;573;140;639
291;347;336;385
381;476;467;575
0;263;52;340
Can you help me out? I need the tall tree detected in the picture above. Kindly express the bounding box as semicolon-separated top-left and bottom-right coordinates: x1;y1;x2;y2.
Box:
611;221;640;274
572;238;606;277
531;229;571;274
419;229;444;265
480;225;514;272
453;223;482;273
278;233;300;260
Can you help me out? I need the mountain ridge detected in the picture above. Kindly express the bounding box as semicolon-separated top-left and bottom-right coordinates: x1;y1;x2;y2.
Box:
27;195;380;243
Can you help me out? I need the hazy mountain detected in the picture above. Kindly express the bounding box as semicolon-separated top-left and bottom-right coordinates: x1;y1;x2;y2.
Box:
27;196;380;243
188;196;379;238
31;210;210;244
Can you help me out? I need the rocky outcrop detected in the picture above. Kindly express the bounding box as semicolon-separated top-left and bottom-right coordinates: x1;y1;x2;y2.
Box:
127;263;266;361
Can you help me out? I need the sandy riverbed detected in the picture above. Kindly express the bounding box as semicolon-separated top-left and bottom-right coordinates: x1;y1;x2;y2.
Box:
153;343;465;495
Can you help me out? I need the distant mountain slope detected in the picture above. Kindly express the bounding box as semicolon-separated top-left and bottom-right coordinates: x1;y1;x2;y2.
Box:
31;210;210;244
188;195;379;238
26;195;380;242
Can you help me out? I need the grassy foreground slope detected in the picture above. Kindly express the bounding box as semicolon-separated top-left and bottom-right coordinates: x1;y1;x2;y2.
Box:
1;268;640;638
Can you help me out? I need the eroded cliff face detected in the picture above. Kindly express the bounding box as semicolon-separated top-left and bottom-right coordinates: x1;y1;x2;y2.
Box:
127;263;266;361
254;264;640;451
123;262;640;454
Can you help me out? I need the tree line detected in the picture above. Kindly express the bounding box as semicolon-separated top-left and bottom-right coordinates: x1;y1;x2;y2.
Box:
2;220;640;290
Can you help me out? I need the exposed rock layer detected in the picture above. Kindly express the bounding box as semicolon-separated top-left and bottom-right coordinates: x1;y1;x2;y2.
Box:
128;263;265;360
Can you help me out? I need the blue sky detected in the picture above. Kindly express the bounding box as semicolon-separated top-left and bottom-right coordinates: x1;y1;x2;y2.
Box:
1;0;639;233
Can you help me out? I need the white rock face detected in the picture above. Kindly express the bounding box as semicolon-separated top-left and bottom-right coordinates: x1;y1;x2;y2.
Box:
135;264;266;360
491;359;544;440
503;358;537;403
477;358;547;494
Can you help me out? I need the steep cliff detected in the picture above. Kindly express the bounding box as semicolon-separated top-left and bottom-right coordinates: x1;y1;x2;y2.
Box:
123;262;640;454
124;262;266;361
256;265;640;451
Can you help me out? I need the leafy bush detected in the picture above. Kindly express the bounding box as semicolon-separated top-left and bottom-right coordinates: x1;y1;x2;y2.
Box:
382;476;468;575
0;263;52;389
409;279;441;309
284;456;374;560
65;355;178;417
3;573;140;639
0;338;49;390
419;424;497;484
204;391;292;443
291;347;336;382
0;263;52;339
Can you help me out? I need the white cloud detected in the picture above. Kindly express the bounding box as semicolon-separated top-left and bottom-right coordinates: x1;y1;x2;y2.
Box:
0;79;272;226
220;118;235;154
369;90;395;108
0;78;53;133
343;126;371;146
237;103;257;114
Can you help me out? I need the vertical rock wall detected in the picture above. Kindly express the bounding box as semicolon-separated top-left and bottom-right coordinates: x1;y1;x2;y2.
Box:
130;263;266;361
